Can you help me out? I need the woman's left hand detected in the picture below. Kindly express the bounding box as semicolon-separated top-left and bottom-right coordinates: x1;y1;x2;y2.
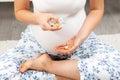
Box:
54;35;80;54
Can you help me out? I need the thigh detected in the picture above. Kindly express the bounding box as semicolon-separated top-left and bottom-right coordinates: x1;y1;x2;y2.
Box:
70;32;119;60
70;32;120;80
77;53;120;80
69;32;99;60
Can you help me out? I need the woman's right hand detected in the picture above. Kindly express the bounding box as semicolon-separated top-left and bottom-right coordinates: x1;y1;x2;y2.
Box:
35;12;61;31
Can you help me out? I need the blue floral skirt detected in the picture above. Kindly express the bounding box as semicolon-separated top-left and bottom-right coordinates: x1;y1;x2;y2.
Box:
0;26;120;80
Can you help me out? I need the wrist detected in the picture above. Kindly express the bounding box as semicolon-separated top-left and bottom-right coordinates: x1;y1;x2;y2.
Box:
34;12;42;25
74;33;86;47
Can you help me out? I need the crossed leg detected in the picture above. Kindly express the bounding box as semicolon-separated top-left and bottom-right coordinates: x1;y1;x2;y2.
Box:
20;54;80;80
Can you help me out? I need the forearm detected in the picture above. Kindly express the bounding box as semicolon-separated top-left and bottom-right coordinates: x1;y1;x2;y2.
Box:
15;10;38;24
14;0;38;24
76;10;104;44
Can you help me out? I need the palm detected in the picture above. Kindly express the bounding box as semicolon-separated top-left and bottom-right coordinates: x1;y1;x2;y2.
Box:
54;36;77;54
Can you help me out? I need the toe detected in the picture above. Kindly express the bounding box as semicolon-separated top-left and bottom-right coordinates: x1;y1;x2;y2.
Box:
19;60;31;73
19;63;27;73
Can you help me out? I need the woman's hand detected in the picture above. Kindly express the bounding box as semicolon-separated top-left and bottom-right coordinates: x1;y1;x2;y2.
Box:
35;13;61;31
54;35;81;54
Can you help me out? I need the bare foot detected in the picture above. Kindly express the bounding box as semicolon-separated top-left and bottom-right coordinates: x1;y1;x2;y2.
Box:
19;53;52;73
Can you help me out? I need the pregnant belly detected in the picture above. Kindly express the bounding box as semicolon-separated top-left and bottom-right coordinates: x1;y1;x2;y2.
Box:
30;23;80;53
29;13;86;52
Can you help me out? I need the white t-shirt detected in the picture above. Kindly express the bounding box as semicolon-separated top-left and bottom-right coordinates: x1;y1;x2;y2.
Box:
30;0;87;52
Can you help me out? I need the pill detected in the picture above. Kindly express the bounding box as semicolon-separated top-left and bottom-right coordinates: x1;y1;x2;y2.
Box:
64;46;69;50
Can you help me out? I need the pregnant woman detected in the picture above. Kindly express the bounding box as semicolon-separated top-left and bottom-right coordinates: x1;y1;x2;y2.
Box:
0;0;120;80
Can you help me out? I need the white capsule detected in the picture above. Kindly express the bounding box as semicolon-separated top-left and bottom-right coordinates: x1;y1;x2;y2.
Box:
64;46;69;50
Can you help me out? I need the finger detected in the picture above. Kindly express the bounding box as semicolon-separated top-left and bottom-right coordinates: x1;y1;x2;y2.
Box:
57;49;71;54
55;47;64;50
40;25;49;31
44;23;52;30
55;44;72;51
55;49;68;54
65;46;77;54
50;27;62;31
55;46;71;54
50;15;59;23
47;21;61;31
54;45;66;52
55;43;67;49
57;45;76;54
50;22;61;30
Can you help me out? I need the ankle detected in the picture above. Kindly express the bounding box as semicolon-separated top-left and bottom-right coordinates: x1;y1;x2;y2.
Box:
43;59;53;72
31;54;53;72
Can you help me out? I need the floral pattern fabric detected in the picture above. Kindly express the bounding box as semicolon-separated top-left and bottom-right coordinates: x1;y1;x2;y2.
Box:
0;26;120;80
